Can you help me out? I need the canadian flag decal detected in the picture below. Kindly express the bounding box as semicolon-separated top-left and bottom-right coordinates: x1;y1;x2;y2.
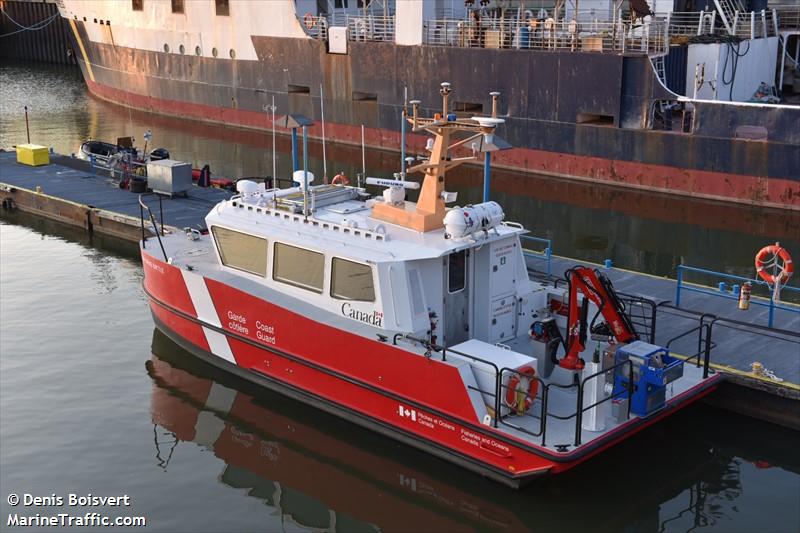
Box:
398;404;417;421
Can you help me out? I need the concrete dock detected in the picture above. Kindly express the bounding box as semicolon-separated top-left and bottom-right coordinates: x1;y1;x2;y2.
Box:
1;150;797;428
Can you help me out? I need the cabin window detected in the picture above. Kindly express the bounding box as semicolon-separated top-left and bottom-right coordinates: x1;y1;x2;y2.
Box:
273;243;324;293
131;0;143;11
211;226;268;277
408;269;425;316
331;258;375;302
448;250;466;293
215;0;229;16
171;0;184;14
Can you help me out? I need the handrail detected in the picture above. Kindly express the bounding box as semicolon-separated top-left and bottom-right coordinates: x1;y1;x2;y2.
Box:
521;235;552;277
575;358;633;446
497;367;547;438
139;193;167;261
422;16;668;55
675;264;799;328
394;334;503;428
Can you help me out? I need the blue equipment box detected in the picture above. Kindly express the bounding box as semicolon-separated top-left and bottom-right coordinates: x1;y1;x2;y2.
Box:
612;341;684;417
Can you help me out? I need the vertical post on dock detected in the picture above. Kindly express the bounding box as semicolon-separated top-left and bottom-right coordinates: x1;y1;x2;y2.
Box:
24;106;30;144
302;124;309;217
291;127;299;172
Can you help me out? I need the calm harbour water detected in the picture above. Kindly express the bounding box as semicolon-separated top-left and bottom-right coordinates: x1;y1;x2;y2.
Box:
1;61;799;532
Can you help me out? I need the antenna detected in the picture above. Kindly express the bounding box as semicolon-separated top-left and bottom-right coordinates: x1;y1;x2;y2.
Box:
263;98;277;186
440;82;451;117
320;83;328;183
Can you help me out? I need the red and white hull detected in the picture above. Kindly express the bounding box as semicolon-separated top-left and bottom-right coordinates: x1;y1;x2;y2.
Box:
142;247;722;486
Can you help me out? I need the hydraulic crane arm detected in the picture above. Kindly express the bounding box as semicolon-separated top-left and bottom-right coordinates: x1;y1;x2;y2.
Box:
559;266;638;370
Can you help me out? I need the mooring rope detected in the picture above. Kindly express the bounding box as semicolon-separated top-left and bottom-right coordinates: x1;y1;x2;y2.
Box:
0;7;60;38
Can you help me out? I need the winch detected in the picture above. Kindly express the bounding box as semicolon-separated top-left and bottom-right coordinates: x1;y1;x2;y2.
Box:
611;341;684;417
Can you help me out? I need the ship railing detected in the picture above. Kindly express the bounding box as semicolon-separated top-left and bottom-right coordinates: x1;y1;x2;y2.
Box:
346;14;395;42
521;235;552;278
773;4;800;30
138;193;168;261
393;334;639;450
660;306;716;379
675;264;800;329
498;358;635;448
663;10;718;37
658;302;799;383
306;14;395;42
422;17;668;55
729;9;780;39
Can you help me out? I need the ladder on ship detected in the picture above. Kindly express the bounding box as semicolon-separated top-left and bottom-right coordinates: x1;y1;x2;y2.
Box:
652;54;666;85
714;0;745;35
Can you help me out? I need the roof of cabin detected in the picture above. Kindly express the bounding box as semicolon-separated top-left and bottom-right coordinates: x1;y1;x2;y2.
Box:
204;184;525;263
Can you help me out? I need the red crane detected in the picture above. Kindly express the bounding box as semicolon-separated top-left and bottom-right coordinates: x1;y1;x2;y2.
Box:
558;266;639;370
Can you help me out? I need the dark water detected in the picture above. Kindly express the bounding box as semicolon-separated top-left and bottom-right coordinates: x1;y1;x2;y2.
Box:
1;61;800;532
1;215;799;532
1;61;798;283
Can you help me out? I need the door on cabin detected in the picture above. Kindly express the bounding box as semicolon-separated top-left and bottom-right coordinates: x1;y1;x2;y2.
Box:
444;249;470;346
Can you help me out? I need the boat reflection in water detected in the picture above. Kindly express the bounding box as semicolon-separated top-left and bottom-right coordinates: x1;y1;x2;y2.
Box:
146;329;799;532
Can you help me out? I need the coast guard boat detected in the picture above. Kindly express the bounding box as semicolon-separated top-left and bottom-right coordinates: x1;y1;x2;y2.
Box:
140;84;721;486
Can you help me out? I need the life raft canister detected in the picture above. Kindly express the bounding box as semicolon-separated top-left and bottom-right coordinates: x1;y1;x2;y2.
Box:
505;365;538;415
303;12;316;30
332;172;350;186
755;243;794;284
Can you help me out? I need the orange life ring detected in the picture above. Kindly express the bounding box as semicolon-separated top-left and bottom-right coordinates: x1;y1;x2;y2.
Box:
332;173;349;186
755;244;794;284
505;366;538;414
303;12;316;30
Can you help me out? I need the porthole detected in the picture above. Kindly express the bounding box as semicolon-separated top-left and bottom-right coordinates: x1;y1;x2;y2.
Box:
229;48;236;59
179;44;185;54
212;47;218;58
195;46;202;56
163;43;170;53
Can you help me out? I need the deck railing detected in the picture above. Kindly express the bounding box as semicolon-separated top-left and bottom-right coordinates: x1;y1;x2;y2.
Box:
422;16;669;55
138;193;167;261
303;14;395;42
393;334;640;449
521;235;552;277
772;4;800;30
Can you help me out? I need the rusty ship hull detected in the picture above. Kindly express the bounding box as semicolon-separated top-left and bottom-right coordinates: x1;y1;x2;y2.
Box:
61;18;800;209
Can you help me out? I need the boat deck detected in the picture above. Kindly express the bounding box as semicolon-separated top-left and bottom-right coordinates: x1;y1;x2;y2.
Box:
527;256;800;396
155;231;718;456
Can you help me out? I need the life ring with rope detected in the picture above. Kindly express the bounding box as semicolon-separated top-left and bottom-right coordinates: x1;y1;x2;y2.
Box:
755;244;793;284
332;172;350;186
505;365;538;414
303;12;316;30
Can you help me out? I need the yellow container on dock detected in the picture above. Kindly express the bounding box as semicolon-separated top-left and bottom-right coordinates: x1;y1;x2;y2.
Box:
16;144;50;166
